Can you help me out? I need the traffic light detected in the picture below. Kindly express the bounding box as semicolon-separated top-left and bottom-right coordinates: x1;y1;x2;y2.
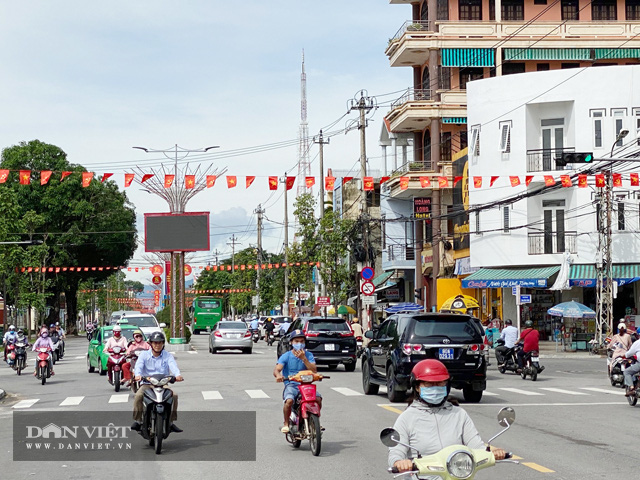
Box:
556;152;594;167
414;288;422;300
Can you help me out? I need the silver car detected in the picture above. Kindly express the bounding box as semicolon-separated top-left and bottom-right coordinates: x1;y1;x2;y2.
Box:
209;321;252;354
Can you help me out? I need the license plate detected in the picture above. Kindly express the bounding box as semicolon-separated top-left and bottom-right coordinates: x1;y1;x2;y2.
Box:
228;334;241;339
325;344;336;351
439;348;454;360
531;356;539;363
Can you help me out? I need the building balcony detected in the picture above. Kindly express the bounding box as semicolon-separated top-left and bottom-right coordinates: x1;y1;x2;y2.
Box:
386;19;640;67
528;231;577;255
384;162;454;199
386;88;467;133
383;244;417;271
526;148;576;173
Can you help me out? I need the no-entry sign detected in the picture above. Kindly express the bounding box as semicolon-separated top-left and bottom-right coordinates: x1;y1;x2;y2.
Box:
361;281;375;296
361;267;374;280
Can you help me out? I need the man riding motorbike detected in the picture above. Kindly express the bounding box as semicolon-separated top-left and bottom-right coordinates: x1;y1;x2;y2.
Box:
3;325;17;363
131;332;184;433
31;328;55;376
623;336;640;396
610;322;632;359
273;329;322;434
495;319;518;366
516;320;543;373
250;317;260;340
103;325;128;385
123;330;150;387
264;317;276;342
388;359;506;473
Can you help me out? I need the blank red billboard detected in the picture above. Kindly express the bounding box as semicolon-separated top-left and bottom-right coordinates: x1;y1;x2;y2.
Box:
144;212;210;252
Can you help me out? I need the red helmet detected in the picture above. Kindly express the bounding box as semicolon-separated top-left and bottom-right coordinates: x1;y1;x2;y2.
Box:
411;359;450;383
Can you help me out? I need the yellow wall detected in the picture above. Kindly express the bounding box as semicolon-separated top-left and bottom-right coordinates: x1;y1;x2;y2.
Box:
437;278;478;311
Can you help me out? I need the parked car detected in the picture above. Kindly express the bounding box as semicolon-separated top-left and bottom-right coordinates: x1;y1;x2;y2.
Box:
361;313;488;403
87;325;145;375
209;321;252;354
276;316;357;371
116;314;165;338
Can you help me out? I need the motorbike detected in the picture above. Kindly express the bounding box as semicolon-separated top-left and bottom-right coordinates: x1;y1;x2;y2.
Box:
35;347;52;385
283;370;328;456
266;330;276;346
623;360;640;406
86;323;95;341
519;348;544;381
50;333;61;363
356;336;364;359
5;342;16;368
137;374;178;455
607;342;627;388
127;349;143;393
107;346;126;392
494;339;518;374
381;407;519;480
252;329;260;343
13;340;28;375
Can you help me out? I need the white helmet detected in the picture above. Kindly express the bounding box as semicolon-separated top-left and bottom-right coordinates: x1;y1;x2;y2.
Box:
618;322;627;331
9;325;16;330
113;325;122;332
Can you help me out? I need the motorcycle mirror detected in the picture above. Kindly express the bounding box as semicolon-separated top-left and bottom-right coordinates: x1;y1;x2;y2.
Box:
497;407;516;427
380;428;400;447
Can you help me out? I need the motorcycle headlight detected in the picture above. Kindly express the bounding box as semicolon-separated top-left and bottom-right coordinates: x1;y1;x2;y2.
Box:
447;451;475;479
300;374;314;383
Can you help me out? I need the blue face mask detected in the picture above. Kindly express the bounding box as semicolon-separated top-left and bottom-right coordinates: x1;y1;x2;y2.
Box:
420;386;448;405
292;343;305;351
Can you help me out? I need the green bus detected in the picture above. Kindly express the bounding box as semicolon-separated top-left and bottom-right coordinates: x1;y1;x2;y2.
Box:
190;296;224;334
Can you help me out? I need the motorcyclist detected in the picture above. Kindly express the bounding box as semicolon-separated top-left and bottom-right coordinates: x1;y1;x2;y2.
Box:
103;325;128;385
388;359;506;473
610;322;632;360
516;320;542;372
55;322;66;356
279;318;292;335
273;329;322;434
495;319;519;366
131;331;184;433
31;327;55;376
250;317;260;339
123;330;150;387
3;325;18;362
623;336;640;396
350;317;364;338
264;317;276;341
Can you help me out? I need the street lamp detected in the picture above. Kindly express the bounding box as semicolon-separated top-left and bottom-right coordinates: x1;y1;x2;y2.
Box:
611;129;629;157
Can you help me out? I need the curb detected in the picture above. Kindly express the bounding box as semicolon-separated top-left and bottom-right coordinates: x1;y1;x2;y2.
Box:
0;388;6;401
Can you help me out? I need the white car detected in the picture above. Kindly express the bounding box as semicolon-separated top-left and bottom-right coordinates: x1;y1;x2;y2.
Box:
116;314;165;337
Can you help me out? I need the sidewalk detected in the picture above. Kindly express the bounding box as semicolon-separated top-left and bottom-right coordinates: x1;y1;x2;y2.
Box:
490;341;600;359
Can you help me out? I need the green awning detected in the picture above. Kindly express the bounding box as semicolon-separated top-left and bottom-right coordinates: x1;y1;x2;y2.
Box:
442;48;495;67
569;264;640;287
504;48;591;61
442;117;467;124
373;271;395;287
461;266;560;289
594;48;640;60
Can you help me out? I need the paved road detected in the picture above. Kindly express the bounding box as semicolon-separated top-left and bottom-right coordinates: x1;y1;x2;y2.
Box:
0;335;634;478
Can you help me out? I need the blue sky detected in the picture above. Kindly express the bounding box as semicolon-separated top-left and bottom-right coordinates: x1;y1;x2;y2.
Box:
0;1;410;283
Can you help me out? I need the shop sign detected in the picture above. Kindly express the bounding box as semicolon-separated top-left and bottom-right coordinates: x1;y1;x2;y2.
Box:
421;248;433;271
384;288;400;300
462;279;547;289
413;198;431;220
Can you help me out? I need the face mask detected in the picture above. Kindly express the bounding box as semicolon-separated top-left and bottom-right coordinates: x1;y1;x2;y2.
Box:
41;332;48;338
292;343;305;351
420;386;448;405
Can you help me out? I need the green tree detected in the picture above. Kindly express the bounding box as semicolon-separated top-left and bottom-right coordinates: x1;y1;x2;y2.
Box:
318;210;355;312
124;280;144;294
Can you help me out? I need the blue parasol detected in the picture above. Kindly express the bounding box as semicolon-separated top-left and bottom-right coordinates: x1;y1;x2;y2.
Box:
385;302;425;314
547;300;596;318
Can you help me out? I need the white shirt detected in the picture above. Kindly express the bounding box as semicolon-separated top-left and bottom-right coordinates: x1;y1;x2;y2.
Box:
500;325;519;348
625;339;640;359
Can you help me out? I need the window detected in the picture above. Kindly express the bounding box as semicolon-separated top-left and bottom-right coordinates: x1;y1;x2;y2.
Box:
561;63;581;69
459;0;482;20
437;0;449;20
627;0;640;19
612;108;627;147
592;0;617;20
541;119;564;170
475;211;481;234
537;63;550;71
439;66;451;90
459;67;484;90
502;0;524;20
591;109;605;148
423;128;432;168
634;108;640;145
470;125;481;156
542;200;566;254
503;63;526;75
618;202;625;230
562;0;579;19
503;206;510;233
441;132;452;162
499;121;512;153
421;68;430;91
534;0;547;4
421;0;429;21
460;130;468;150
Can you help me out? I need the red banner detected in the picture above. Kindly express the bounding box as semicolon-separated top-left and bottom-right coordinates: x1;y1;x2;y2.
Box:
525;175;533;186
325;176;335;191
399;177;409;190
286;176;295;190
578;175;588;188
342;177;353;185
453;176;463;186
613;173;622;187
595;174;605;187
185;175;195;189
473;176;482;188
0;170;8;183
306;176;315;188
102;173;113;183
124;173;134;187
206;175;217;188
560;175;572;187
141;174;154;183
420;176;431;188
82;172;93;187
544;176;555;186
631;173;639;186
19;170;30;185
363;176;374;191
269;176;278;190
438;177;448;188
41;170;52;185
380;176;390;184
164;175;175;188
490;176;499;187
227;176;237;188
61;171;72;182
245;176;255;188
509;176;520;187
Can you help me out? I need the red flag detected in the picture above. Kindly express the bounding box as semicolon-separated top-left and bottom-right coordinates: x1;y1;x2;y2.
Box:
246;176;255;188
631;173;639;186
185;175;195;189
226;176;237;188
141;174;154;183
560;175;572;187
268;176;278;190
164;175;175;188
399;176;409;190
613;173;622;187
19;170;30;185
325;176;335;191
544;176;555;186
420;176;431;188
509;176;520;187
0;170;8;183
438;177;448;188
490;176;499;187
578;174;588;188
61;171;72;182
305;176;315;188
101;173;113;183
595;174;605;187
363;176;374;191
286;176;295;190
525;176;533;186
380;176;390;184
82;172;93;187
454;176;463;186
124;173;134;187
342;177;353;185
206;175;216;188
41;170;52;185
473;176;482;188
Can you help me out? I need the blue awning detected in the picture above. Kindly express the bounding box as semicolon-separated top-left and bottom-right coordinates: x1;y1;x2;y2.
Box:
569;264;640;287
442;48;495;67
461;266;560;289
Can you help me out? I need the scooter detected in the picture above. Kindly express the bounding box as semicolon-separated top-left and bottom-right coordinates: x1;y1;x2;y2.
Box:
50;333;61;364
35;347;52;385
381;407;519;480
5;342;16;368
494;339;518;374
356;336;364;359
283;370;328;456
86;323;95;341
107;346;126;392
13;340;28;375
137;374;178;455
266;330;276;346
252;329;260;343
519;349;544;381
127;350;143;393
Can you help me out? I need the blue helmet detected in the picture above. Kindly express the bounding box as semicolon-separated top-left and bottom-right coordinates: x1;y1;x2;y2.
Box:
289;329;305;341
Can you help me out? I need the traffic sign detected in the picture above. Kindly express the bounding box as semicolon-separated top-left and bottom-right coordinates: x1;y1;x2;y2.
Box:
361;281;375;296
316;296;331;307
361;295;376;305
520;294;532;304
361;267;375;280
152;275;162;285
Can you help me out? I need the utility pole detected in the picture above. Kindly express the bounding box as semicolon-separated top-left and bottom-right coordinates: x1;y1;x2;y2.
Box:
314;130;330;220
281;174;290;316
227;235;241;273
255;204;264;312
212;249;221;267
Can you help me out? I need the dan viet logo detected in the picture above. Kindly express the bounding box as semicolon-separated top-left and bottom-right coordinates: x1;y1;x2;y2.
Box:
26;422;131;440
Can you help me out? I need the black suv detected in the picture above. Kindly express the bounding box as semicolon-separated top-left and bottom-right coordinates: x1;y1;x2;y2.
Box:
361;313;487;402
277;317;357;371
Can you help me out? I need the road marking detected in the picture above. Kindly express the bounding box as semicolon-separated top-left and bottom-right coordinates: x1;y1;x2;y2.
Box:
331;387;363;396
245;389;269;399
522;462;555;473
186;351;198;354
483;391;500;396
378;404;405;414
74;356;85;360
108;394;129;403
540;388;589;396
581;387;625;395
13;399;39;409
253;351;265;354
60;396;84;406
467;402;626;406
202;391;223;400
498;388;545;396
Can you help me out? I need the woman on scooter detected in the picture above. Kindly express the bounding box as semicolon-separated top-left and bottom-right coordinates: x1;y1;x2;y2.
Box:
123;330;150;387
31;328;55;376
388;359;506;473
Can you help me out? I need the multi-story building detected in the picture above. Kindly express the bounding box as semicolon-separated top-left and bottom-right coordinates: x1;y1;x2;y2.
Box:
466;65;640;342
381;0;640;318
